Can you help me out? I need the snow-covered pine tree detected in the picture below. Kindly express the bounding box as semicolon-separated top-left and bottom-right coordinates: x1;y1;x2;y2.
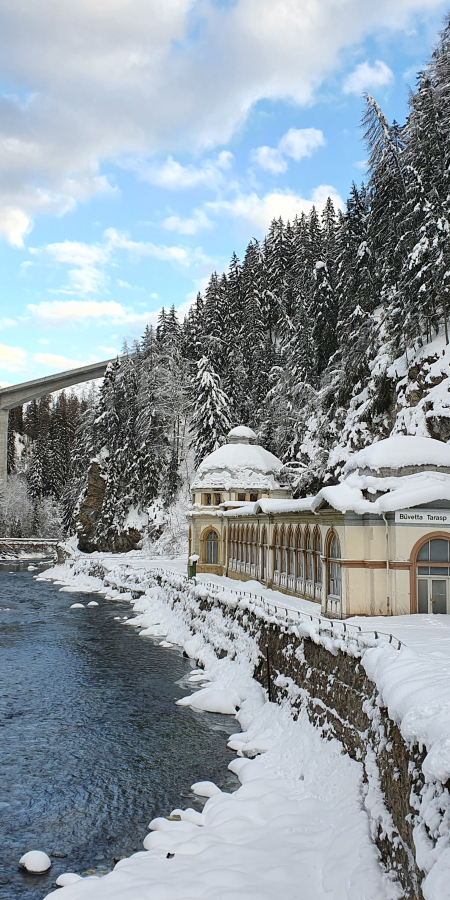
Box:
202;271;228;376
190;356;232;468
363;95;407;351
7;406;23;474
333;183;375;404
61;389;95;533
241;238;269;420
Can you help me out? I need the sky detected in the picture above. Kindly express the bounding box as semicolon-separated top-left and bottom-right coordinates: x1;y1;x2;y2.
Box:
0;0;449;386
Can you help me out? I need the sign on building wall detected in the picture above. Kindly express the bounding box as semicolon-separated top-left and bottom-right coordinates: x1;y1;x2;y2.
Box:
395;508;450;525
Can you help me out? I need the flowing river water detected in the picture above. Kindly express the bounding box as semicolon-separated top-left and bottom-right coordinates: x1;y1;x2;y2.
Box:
0;562;238;899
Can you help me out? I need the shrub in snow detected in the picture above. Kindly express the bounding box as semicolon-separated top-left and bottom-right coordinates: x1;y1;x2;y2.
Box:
19;851;51;873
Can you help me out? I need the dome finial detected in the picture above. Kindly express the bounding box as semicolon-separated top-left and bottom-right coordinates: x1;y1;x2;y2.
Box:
227;425;257;445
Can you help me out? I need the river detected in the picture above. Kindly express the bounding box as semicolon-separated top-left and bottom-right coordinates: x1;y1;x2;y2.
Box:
0;562;238;899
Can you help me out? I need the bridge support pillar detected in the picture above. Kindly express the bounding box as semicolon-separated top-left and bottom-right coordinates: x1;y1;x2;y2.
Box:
0;409;8;486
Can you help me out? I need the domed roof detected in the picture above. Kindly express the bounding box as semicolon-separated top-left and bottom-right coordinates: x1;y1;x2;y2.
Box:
191;430;286;491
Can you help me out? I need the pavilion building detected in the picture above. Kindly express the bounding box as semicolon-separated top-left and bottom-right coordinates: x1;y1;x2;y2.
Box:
187;428;450;617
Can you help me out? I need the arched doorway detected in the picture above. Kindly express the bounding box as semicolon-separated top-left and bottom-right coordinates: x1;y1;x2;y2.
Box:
327;531;342;601
416;537;450;614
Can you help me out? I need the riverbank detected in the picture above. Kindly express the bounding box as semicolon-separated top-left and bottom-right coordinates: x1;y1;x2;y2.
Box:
38;552;405;900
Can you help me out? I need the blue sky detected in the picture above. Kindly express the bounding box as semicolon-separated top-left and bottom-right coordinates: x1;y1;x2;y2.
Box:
0;0;449;385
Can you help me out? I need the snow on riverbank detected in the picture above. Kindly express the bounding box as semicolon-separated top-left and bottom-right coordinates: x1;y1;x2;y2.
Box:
38;557;399;900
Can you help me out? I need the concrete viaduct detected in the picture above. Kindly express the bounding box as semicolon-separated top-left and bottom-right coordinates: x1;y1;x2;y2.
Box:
0;358;115;484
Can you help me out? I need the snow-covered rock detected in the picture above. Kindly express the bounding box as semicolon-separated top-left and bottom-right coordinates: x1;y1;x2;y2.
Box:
19;851;51;873
55;873;82;886
191;781;222;798
176;686;241;714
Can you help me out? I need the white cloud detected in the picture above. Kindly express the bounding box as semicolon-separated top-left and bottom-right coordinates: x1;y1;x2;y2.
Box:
278;128;326;161
163;209;213;235
0;342;27;371
98;345;120;356
27;299;155;327
29;295;197;333
0;1;442;241
34;352;96;369
207;185;345;232
104;228;211;267
42;239;111;294
0;207;32;247
0;317;16;328
46;241;110;269
251;146;287;175
343;60;394;95
252;127;325;174
135;152;233;190
34;231;208;300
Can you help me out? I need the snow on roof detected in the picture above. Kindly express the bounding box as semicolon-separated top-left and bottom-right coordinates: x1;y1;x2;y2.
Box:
224;498;316;517
192;441;286;491
227;425;257;441
344;435;450;475
222;470;450;519
314;471;450;516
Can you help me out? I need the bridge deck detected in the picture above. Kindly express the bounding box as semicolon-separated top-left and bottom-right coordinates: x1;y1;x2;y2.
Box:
0;357;116;483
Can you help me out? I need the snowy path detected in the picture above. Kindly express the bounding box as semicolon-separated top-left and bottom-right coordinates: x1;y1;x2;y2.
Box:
40;556;398;900
88;550;329;615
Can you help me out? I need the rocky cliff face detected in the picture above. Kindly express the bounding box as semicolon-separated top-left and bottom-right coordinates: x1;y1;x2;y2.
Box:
76;462;106;552
301;331;450;490
76;461;143;554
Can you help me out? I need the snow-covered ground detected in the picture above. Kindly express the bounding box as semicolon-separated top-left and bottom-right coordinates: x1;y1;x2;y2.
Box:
37;550;450;899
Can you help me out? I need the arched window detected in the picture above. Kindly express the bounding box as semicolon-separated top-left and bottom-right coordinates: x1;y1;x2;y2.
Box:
328;533;341;597
205;530;219;565
281;528;288;573
416;537;450;614
261;527;268;580
251;526;257;565
243;526;248;564
289;527;296;577
305;528;313;582
296;527;304;580
314;529;323;585
274;527;280;572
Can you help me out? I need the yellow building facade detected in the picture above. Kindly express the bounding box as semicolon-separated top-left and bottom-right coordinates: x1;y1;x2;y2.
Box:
188;429;450;618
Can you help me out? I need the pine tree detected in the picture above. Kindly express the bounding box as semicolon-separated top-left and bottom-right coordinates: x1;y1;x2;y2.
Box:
190;357;232;467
